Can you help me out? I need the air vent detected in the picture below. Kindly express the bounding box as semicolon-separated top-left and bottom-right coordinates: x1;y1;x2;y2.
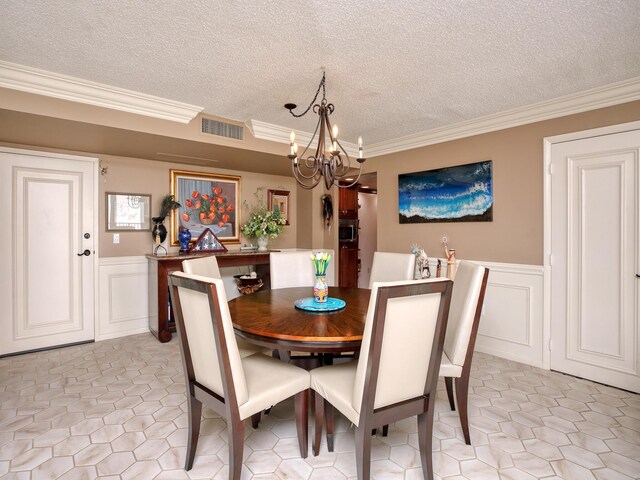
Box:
201;117;243;140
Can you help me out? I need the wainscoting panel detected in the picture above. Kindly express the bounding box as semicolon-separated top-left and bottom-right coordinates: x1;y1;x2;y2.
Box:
98;256;149;341
99;256;544;367
429;259;544;368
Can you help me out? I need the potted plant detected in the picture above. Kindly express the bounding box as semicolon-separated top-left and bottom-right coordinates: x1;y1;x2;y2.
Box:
241;207;286;251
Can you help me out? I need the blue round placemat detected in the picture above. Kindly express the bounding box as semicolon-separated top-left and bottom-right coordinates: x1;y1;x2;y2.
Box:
294;297;346;312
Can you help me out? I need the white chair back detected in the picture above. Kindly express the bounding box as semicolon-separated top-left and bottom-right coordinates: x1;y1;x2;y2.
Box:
352;278;451;412
442;260;488;367
170;272;249;406
270;250;335;288
182;256;222;278
368;252;416;288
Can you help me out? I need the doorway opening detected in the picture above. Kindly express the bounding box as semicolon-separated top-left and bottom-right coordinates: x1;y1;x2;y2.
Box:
356;173;377;288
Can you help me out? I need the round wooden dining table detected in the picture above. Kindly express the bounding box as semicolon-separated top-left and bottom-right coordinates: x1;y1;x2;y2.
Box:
228;287;370;353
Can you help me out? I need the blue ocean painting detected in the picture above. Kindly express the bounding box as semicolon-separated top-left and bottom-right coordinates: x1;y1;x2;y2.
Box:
398;160;493;223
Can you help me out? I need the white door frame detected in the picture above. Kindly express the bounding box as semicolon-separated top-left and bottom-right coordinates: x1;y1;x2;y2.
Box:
0;146;100;350
542;120;640;370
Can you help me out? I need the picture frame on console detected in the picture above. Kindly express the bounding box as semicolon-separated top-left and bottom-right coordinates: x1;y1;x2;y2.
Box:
267;189;290;225
170;169;241;245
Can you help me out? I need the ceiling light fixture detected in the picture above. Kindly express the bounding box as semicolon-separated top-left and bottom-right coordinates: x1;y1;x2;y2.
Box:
285;72;365;190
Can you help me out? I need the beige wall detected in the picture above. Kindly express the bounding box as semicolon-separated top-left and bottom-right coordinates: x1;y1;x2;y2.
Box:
0;142;298;256
369;101;640;266
98;155;298;256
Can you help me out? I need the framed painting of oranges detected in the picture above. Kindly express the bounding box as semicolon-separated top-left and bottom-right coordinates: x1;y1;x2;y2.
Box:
170;170;241;245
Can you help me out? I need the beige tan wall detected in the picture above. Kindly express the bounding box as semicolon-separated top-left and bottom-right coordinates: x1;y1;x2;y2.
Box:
0;142;298;256
0;87;285;156
98;156;298;256
369;101;640;266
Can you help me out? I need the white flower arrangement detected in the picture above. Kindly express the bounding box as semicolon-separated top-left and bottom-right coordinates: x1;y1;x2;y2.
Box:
241;207;286;239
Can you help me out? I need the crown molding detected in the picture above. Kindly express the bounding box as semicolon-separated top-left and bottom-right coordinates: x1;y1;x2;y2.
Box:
366;76;640;157
0;61;203;123
247;119;360;157
250;77;640;158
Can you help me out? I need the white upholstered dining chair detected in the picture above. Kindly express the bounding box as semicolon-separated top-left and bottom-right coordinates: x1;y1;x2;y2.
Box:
270;249;335;288
310;278;453;480
168;272;310;479
439;260;489;444
182;256;264;359
368;251;416;287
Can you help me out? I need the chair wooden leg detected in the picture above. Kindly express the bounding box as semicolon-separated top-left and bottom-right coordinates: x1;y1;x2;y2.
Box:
251;412;261;429
445;377;456;411
185;394;202;470
313;391;324;456
455;374;471;445
417;409;435;480
325;401;335;452
294;389;309;458
229;416;245;480
355;425;372;480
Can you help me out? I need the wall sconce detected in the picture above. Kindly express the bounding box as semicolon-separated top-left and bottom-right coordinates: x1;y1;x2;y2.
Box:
99;160;109;182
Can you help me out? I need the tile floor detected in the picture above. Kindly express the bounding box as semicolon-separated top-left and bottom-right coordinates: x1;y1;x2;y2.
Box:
0;333;639;480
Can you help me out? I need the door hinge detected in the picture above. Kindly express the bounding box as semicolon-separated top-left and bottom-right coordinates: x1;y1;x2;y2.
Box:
548;164;553;175
549;338;553;351
548;254;553;266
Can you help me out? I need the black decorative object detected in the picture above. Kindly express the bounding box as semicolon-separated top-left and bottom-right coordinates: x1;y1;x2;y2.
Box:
152;195;181;255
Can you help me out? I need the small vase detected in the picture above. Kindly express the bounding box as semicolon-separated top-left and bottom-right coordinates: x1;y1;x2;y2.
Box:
313;274;328;303
257;235;269;252
178;227;192;254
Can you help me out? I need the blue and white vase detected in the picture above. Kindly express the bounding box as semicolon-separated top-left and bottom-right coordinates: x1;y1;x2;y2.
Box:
178;227;192;254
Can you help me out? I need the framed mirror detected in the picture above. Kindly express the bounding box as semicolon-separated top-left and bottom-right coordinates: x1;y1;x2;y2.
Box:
268;189;290;225
106;192;152;231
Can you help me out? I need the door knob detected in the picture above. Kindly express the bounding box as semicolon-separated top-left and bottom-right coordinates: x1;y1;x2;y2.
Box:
77;249;91;257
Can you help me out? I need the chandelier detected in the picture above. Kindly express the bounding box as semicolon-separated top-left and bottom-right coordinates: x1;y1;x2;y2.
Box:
285;73;365;190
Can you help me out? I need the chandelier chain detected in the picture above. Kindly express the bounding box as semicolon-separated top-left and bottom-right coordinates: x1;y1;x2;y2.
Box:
288;72;326;118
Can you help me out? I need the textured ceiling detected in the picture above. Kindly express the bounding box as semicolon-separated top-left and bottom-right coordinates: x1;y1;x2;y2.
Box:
0;0;639;145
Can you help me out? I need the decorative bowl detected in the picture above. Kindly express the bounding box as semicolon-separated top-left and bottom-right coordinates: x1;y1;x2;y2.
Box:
233;274;263;295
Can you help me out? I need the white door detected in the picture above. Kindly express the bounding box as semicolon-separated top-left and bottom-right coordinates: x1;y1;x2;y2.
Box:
0;148;97;356
550;129;639;392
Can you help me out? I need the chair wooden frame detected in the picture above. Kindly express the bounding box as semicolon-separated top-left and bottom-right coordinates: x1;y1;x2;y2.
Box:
313;280;453;480
168;274;308;478
443;267;489;444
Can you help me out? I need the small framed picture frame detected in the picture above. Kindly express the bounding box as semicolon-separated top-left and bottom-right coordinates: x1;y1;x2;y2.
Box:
268;189;290;225
106;192;151;231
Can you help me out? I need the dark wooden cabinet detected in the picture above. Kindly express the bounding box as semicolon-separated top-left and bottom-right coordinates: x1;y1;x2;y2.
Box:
338;187;358;218
339;243;358;287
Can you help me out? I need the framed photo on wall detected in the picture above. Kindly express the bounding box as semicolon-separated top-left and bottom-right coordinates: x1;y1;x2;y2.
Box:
170;170;241;245
268;189;290;225
105;192;151;231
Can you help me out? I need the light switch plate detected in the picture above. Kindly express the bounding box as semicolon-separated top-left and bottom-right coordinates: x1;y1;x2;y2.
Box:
113;233;120;244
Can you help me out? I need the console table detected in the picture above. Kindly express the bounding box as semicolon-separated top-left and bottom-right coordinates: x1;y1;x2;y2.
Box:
146;251;272;343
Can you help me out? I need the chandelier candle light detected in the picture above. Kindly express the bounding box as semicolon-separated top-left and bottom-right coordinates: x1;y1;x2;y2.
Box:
285;72;366;190
311;251;331;303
